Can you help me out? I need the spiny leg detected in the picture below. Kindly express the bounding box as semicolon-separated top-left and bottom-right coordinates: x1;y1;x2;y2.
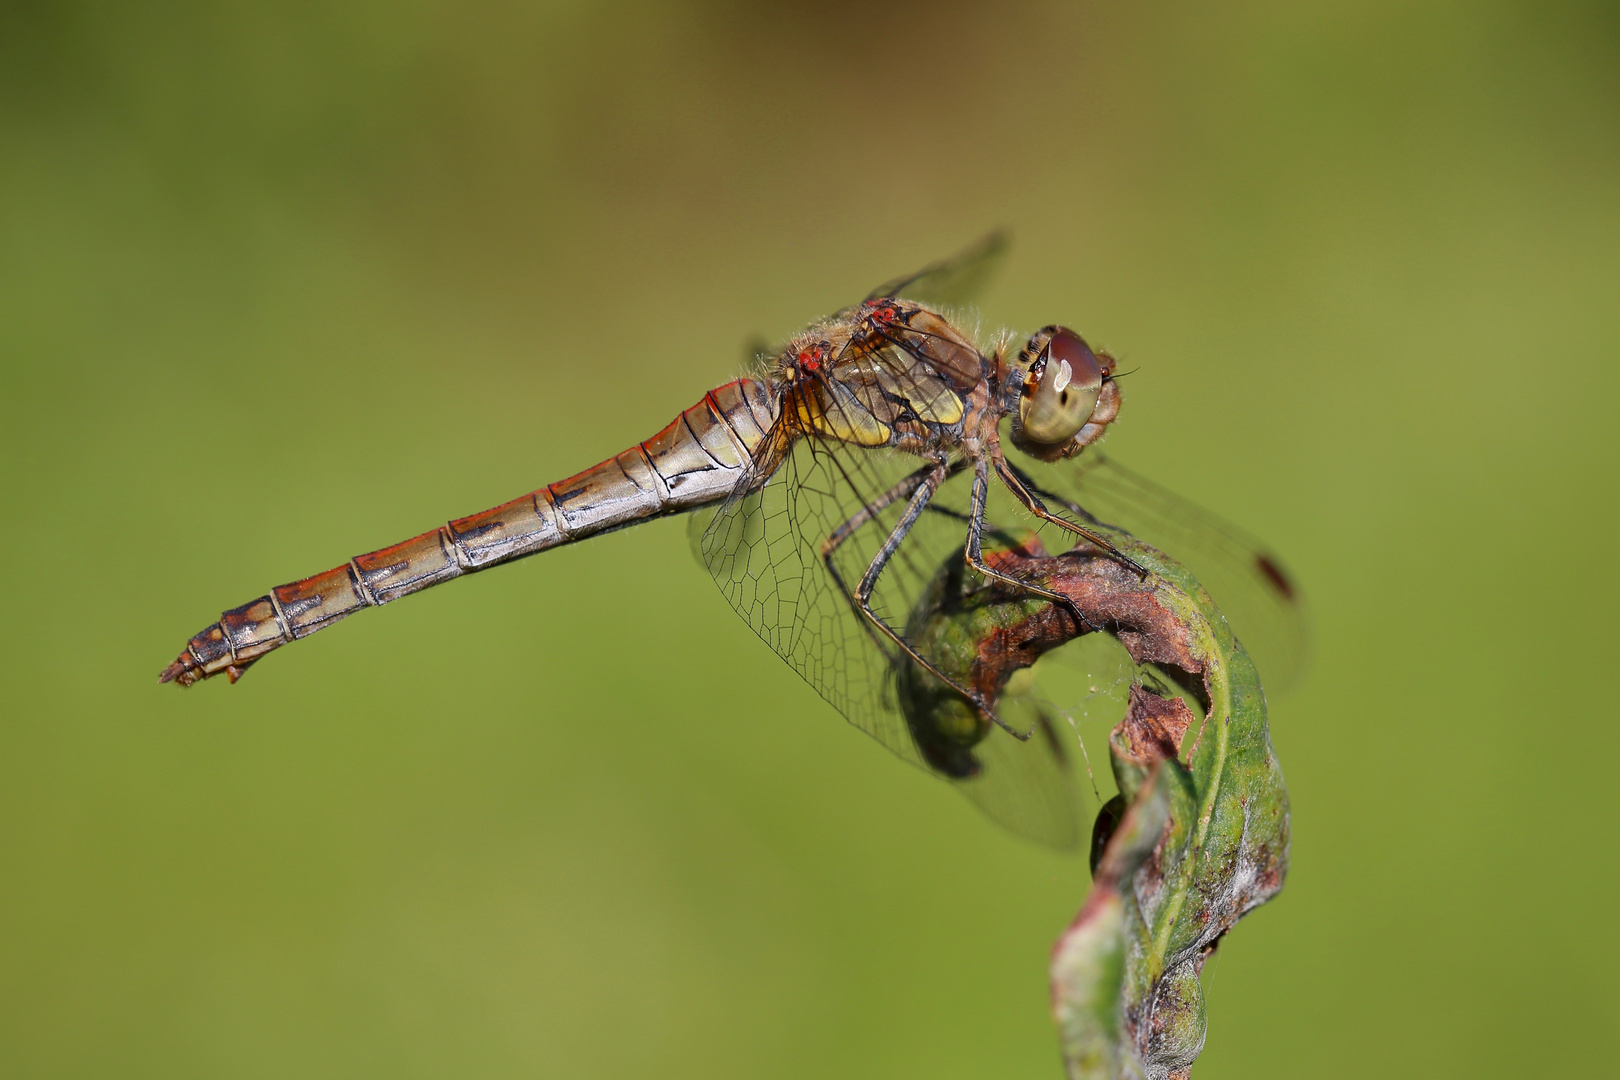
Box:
818;460;940;664
999;455;1145;565
819;462;937;565
964;459;1101;638
830;457;1027;741
990;446;1149;578
817;453;969;598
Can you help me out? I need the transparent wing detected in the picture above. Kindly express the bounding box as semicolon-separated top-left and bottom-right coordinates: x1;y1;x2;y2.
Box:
1015;451;1310;693
692;437;933;769
866;230;1010;308
690;436;1088;849
956;707;1085;851
738;234;1008;373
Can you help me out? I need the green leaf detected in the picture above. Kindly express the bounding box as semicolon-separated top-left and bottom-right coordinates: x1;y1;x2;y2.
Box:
1076;530;1289;1079
897;527;1290;1077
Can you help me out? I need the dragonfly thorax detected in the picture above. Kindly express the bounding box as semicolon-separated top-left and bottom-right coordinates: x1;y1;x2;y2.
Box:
767;300;987;455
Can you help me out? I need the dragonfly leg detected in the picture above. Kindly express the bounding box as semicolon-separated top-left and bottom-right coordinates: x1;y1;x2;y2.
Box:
816;455;970;636
965;459;1100;637
820;456;1025;741
818;461;942;665
990;446;1149;578
819;464;935;567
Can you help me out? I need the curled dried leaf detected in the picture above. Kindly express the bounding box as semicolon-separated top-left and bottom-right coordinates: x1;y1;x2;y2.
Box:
895;526;1290;1078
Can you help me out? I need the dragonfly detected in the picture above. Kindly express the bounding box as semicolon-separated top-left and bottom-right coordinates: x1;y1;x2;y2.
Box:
160;234;1303;848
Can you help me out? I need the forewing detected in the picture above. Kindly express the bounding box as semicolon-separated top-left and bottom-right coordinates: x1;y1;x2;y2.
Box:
953;708;1085;850
691;438;1092;849
866;231;1010;308
1020;452;1310;692
692;437;943;766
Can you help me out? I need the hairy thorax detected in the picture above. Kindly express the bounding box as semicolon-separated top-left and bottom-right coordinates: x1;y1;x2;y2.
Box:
770;299;989;458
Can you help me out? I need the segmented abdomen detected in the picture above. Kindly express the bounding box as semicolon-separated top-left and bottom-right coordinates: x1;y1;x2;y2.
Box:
160;379;777;686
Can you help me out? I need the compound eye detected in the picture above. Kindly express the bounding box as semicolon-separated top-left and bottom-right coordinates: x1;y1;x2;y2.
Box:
1019;328;1104;445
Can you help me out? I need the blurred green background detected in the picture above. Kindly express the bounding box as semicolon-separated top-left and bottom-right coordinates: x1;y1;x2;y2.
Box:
3;1;1617;1076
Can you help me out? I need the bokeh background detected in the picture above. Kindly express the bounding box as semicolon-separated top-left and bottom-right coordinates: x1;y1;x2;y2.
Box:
3;1;1617;1076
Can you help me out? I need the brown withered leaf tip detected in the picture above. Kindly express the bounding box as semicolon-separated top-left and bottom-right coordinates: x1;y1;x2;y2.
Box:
1116;685;1195;765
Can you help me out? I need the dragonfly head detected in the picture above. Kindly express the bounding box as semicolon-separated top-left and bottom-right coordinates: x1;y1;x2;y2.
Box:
1005;327;1121;461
